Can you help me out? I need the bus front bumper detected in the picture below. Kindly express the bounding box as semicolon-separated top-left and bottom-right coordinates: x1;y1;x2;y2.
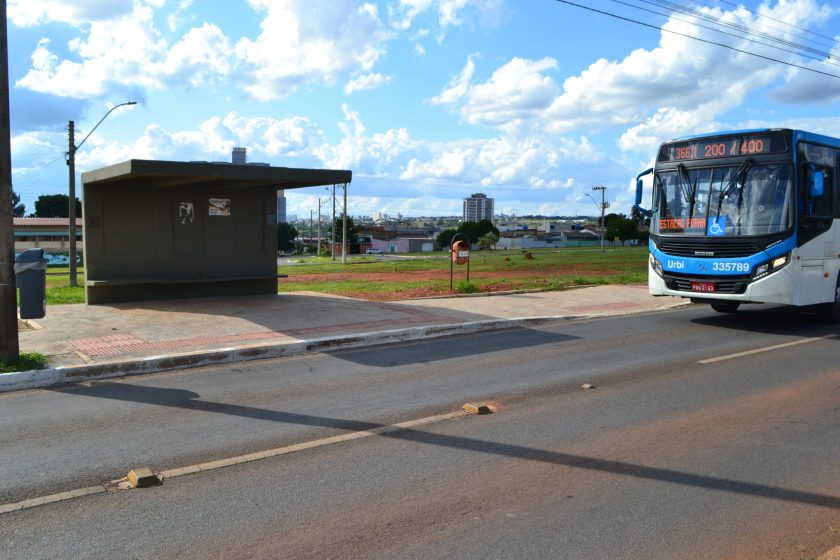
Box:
648;263;795;305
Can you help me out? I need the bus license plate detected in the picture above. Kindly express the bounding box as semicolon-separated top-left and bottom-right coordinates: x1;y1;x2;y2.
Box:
691;282;716;293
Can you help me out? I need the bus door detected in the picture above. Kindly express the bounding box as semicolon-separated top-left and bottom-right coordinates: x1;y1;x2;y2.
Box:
797;162;836;305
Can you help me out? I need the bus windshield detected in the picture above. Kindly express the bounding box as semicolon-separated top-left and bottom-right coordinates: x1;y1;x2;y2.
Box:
652;164;793;237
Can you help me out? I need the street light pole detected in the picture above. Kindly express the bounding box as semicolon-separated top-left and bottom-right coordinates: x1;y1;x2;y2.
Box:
67;100;136;287
342;183;348;265
331;185;336;261
594;186;607;252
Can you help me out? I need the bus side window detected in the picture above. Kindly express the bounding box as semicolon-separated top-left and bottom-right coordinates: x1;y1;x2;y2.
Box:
802;164;833;217
826;155;840;218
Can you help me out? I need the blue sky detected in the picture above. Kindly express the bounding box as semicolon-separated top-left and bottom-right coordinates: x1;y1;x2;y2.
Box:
7;0;840;219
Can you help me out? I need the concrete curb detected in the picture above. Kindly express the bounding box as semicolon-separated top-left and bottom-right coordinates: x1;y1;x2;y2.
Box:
1;315;579;393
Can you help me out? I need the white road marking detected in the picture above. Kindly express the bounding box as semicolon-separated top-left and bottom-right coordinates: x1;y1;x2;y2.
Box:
699;336;828;364
0;410;466;515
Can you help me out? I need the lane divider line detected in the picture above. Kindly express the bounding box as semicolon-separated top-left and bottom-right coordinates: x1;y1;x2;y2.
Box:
698;336;828;364
0;410;466;515
159;410;465;479
0;486;105;515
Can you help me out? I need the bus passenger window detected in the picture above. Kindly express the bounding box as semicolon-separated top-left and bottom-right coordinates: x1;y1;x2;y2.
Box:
802;165;833;216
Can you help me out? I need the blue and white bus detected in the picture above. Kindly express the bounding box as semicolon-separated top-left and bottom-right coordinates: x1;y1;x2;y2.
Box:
635;128;840;322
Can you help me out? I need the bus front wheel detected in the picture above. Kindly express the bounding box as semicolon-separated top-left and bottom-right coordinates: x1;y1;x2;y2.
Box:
711;301;740;313
817;280;840;323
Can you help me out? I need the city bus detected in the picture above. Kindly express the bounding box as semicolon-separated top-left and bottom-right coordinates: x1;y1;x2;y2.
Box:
634;128;840;322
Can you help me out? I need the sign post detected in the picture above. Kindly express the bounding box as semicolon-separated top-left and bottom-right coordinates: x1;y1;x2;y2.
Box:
449;233;471;290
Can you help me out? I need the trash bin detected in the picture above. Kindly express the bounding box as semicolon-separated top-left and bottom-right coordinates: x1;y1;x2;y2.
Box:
14;248;47;319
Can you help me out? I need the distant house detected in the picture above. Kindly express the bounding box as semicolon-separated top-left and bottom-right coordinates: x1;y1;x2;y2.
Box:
13;218;82;253
563;230;601;247
369;237;436;253
496;234;566;249
497;229;600;249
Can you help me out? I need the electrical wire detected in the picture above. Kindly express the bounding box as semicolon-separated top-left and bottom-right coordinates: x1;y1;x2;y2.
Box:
712;0;838;47
638;0;836;59
609;0;840;68
554;0;840;79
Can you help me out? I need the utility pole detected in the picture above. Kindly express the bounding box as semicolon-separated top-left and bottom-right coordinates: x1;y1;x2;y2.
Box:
342;183;348;265
0;0;19;361
317;198;322;256
331;185;336;260
592;186;608;252
309;210;313;254
67;121;76;286
67;100;136;287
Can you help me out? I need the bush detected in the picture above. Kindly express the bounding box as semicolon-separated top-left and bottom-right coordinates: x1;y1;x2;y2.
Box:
0;352;49;373
455;280;480;294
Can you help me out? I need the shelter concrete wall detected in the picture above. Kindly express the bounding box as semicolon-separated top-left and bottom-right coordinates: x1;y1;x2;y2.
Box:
84;183;277;303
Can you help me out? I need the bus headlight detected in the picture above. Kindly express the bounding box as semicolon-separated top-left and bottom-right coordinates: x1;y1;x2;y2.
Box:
753;253;789;281
650;255;663;277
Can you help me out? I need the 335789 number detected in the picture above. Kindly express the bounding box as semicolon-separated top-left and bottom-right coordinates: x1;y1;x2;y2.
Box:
712;262;749;272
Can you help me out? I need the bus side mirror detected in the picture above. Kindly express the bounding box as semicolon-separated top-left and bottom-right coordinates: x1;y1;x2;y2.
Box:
810;166;825;197
635;168;653;218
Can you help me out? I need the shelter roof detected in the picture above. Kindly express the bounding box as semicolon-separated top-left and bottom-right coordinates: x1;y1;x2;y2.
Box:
81;159;352;190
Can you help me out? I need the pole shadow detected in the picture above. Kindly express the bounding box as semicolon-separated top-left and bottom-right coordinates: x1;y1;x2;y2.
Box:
50;381;840;511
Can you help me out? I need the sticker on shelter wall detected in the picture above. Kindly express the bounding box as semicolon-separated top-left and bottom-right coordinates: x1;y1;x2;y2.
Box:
208;198;231;216
179;202;195;225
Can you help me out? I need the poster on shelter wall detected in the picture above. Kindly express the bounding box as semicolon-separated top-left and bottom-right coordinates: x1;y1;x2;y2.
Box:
179;202;195;225
208;198;231;216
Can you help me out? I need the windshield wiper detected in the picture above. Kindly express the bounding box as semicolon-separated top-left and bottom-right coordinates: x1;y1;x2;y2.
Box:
716;158;754;217
678;164;697;219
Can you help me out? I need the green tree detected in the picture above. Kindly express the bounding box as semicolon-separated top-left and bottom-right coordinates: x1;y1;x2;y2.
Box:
329;214;361;253
476;219;500;238
11;188;25;217
477;232;499;250
34;194;81;218
436;228;457;249
605;215;639;242
456;219;499;244
276;222;298;252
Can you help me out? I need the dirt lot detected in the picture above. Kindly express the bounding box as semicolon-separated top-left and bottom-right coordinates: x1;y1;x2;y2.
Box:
281;265;624;301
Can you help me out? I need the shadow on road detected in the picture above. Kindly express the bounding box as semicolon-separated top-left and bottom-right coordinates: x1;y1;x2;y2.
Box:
691;303;840;337
50;381;840;511
333;327;580;367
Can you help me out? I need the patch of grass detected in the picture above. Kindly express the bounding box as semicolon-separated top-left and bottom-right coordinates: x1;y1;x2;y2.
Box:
0;352;49;374
46;286;86;304
455;280;480;294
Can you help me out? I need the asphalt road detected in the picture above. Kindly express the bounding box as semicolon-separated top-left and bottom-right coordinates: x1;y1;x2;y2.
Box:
1;303;838;559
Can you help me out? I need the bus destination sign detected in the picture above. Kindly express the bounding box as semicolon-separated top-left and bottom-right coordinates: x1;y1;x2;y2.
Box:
658;133;787;162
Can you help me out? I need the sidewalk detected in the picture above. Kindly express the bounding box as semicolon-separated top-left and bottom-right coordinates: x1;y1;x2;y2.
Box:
5;285;686;392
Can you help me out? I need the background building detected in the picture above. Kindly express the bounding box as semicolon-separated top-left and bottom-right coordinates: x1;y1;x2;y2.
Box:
463;193;494;222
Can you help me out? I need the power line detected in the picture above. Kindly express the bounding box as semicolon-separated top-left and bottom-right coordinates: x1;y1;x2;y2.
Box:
712;0;839;47
638;0;836;59
554;0;840;80
612;2;840;68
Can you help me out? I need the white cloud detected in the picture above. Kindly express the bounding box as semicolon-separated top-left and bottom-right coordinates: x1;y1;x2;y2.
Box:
15;6;232;97
8;0;135;27
391;0;506;35
234;0;389;101
428;56;476;106
344;73;392;95
14;1;389;102
430;0;838;151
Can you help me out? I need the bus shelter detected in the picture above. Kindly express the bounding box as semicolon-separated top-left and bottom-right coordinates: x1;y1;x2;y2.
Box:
81;159;351;304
